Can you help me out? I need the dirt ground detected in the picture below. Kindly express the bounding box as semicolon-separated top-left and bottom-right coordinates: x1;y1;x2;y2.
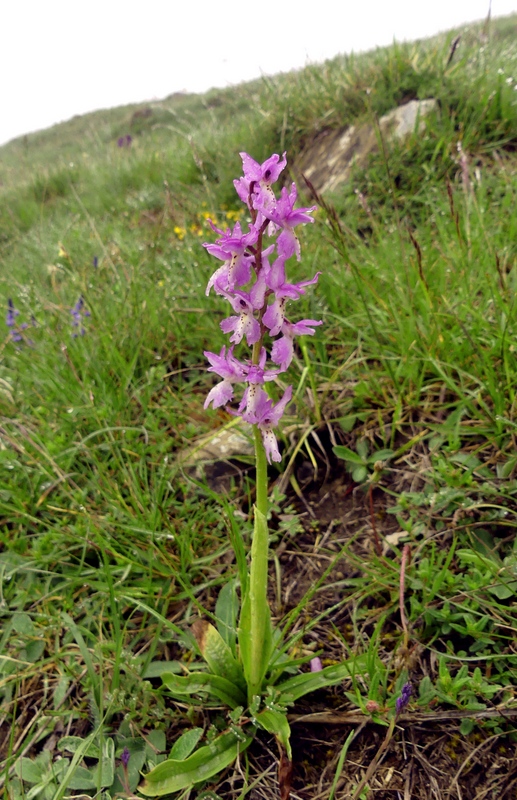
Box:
210;427;517;800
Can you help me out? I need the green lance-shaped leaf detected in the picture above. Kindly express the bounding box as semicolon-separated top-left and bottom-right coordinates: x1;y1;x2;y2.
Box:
332;445;366;465
275;656;370;704
238;591;252;693
192;619;246;693
238;503;273;701
215;579;239;654
64;766;97;791
139;729;253;797
58;736;101;758
170;728;204;760
254;708;292;761
58;736;115;789
161;671;246;709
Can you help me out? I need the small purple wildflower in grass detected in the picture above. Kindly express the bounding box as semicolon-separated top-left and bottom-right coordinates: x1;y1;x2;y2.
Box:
117;135;132;148
396;682;412;715
71;296;91;337
6;298;19;328
120;746;131;768
310;657;323;673
6;299;32;344
203;152;321;463
93;256;98;268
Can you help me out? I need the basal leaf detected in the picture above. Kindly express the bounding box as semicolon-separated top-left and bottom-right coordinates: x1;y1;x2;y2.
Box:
191;620;245;692
146;730;167;754
332;446;364;464
97;738;115;787
489;580;517;600
142;660;183;678
17;757;46;784
352;465;368;483
254;708;292;760
275;657;369;703
58;736;100;758
161;670;246;709
215;579;239;654
368;449;394;462
65;766;97;791
170;728;204;760
356;440;369;459
139;730;252;796
238;590;251;689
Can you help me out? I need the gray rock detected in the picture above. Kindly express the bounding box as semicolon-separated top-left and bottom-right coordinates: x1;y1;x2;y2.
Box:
177;424;254;491
297;99;437;194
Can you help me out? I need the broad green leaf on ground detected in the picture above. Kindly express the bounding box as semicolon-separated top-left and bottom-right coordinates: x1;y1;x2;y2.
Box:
161;670;247;709
191;619;246;691
254;708;292;760
139;729;253;796
215;578;239;653
170;727;204;760
276;657;371;703
143;660;183;678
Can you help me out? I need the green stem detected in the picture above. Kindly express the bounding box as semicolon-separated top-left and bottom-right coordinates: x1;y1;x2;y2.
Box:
246;425;271;700
253;424;268;518
239;211;273;701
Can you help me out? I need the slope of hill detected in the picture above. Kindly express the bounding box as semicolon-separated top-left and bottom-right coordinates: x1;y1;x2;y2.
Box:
1;13;517;800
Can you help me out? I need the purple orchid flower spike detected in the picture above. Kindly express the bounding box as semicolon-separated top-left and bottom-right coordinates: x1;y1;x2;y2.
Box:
199;151;322;714
203;150;321;469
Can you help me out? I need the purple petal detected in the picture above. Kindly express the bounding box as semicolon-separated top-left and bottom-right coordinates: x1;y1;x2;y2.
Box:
263;298;286;337
204;346;247;381
262;428;282;463
204;379;235;410
271;335;293;371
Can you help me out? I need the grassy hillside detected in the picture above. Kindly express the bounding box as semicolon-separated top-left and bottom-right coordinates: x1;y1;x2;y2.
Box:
1;13;517;800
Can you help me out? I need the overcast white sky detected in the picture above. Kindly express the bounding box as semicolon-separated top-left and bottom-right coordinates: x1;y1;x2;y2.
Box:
1;0;515;147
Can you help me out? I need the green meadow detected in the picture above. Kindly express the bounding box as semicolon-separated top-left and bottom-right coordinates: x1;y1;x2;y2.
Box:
1;13;517;799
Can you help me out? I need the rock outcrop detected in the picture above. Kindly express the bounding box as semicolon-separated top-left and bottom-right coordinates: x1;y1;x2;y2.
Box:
297;98;437;194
